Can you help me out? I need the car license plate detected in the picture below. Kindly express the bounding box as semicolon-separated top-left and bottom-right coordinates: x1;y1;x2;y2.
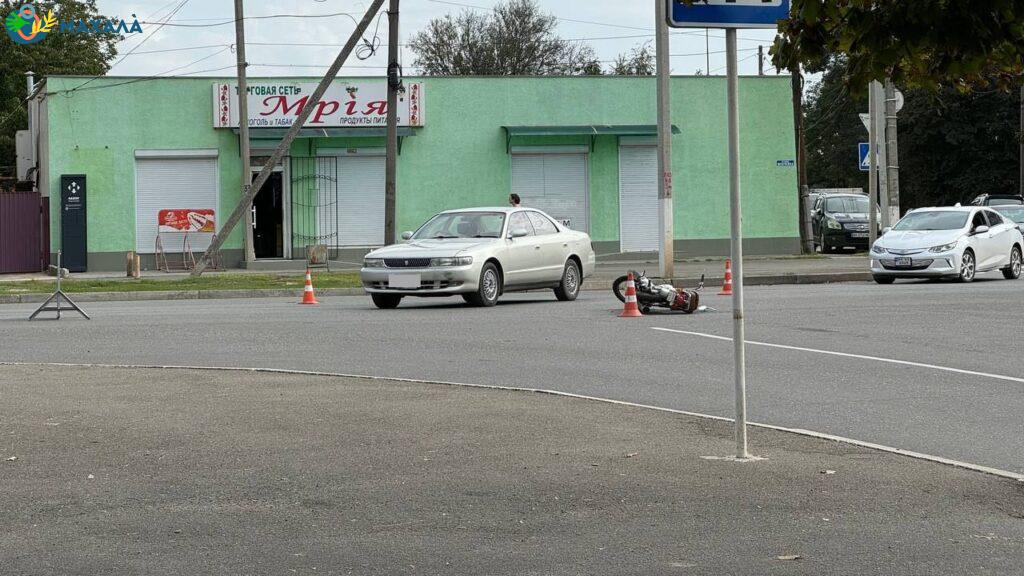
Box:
894;257;912;267
851;232;868;238
388;273;421;289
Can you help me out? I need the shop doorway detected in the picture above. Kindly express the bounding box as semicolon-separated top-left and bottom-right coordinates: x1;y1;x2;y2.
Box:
252;171;284;259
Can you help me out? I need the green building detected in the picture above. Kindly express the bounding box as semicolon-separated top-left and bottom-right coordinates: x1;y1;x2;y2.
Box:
32;75;798;271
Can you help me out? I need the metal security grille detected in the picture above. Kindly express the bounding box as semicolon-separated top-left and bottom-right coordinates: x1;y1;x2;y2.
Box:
290;156;339;260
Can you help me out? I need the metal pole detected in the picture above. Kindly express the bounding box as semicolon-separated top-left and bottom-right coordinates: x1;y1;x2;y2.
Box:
872;81;889;229
656;0;674;279
725;28;748;460
792;66;811;253
868;81;879;247
1019;84;1023;197
705;29;710;74
384;0;400;245
884;79;900;224
234;0;255;264
757;46;764;76
194;0;386;276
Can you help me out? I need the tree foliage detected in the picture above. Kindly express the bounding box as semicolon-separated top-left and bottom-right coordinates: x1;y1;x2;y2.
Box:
611;42;654;76
805;57;1022;208
0;0;118;175
773;0;1024;92
409;0;600;76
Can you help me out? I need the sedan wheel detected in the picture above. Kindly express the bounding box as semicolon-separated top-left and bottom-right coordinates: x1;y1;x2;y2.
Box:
1002;246;1022;280
554;260;581;301
958;250;976;283
371;293;403;309
465;262;501;307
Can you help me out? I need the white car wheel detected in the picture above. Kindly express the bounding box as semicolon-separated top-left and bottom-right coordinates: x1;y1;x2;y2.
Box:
1002;246;1022;280
958;250;976;283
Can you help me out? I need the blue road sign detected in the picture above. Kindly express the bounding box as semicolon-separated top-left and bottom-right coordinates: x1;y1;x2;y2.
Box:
668;0;790;29
859;143;871;172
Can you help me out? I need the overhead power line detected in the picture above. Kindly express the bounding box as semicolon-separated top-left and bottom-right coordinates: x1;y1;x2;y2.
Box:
142;10;360;28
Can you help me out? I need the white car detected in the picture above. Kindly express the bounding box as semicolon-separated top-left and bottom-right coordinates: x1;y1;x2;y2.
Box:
870;206;1023;284
360;208;597;308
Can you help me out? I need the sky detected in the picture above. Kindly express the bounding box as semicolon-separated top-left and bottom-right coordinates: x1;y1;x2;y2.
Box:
94;0;788;79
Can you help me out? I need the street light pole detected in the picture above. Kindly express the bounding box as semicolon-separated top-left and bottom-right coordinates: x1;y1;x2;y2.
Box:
233;0;254;264
384;0;400;245
656;0;674;279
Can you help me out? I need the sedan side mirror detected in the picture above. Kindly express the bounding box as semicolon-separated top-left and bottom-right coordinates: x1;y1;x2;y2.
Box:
881;227;892;235
401;231;414;240
972;225;990;235
509;228;529;239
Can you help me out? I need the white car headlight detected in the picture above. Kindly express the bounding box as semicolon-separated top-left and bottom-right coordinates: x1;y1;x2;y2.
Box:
363;258;385;268
430;256;473;267
928;242;958;253
826;218;843;230
871;244;887;255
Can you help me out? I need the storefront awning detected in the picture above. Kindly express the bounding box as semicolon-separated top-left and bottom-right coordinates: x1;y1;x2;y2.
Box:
502;124;681;152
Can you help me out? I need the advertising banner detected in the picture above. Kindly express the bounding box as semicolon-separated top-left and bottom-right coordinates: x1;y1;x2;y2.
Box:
213;81;424;129
158;209;216;233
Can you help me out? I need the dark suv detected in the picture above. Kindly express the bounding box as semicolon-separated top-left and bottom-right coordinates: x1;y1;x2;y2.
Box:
969;194;1024;207
811;193;873;253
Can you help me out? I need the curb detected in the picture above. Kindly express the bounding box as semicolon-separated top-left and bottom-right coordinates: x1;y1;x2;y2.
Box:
0;272;872;305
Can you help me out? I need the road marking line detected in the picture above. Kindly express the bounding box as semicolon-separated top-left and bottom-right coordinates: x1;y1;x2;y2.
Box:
1;361;1022;482
652;327;1024;385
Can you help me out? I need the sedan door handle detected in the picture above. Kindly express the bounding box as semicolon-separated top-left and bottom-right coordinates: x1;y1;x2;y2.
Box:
535;245;541;250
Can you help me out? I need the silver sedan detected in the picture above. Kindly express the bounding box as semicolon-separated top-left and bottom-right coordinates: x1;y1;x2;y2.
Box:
360;207;597;308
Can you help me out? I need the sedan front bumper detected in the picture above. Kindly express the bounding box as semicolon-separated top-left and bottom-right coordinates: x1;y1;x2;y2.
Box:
361;264;480;295
870;250;960;277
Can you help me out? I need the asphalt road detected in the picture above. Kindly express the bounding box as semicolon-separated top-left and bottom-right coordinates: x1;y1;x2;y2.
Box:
2;273;1023;474
4;366;1023;576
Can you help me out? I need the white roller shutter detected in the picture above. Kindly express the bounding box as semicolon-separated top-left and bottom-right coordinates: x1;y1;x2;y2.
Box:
618;145;659;252
135;155;218;254
511;153;588;232
338;155;385;246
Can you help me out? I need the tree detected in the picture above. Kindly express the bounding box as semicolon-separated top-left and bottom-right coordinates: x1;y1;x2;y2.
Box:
610;42;654;76
804;57;1021;207
408;0;600;76
773;1;1024;92
0;0;119;176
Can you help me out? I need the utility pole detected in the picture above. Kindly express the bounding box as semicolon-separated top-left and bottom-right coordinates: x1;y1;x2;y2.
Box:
757;46;764;76
234;0;254;264
384;0;400;245
884;79;900;224
656;0;674;279
705;29;710;74
725;28;748;460
871;81;889;229
868;80;879;247
1019;84;1023;197
194;0;386;276
791;66;811;253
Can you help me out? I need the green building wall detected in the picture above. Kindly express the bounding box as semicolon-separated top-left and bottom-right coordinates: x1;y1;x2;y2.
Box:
42;75;797;270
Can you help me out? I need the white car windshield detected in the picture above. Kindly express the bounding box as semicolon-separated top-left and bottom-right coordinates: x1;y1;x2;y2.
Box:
893;211;969;231
994;206;1024;223
414;212;506;240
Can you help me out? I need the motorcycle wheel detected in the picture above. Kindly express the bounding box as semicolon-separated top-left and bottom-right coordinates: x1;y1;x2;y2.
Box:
612;276;628;303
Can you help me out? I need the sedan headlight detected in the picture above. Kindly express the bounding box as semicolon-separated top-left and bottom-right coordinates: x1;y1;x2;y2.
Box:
871;244;887;255
929;242;958;253
826;218;843;230
430;256;473;267
363;258;385;268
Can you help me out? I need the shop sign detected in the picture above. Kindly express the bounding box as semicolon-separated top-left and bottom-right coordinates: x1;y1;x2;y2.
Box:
213;82;424;129
159;209;216;233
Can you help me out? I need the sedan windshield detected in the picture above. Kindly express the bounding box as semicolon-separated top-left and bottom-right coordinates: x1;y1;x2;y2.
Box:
414;212;506;240
893;211;969;231
825;196;869;213
988;197;1024;206
994;206;1024;223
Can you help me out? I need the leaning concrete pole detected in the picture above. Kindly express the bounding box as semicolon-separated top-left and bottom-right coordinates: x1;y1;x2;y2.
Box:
193;0;386;276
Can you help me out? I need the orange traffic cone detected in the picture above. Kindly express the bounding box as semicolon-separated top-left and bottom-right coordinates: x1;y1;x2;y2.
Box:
619;272;643;318
718;259;734;296
300;268;320;305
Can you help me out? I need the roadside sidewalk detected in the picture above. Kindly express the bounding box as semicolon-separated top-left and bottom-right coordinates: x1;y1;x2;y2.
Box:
0;255;871;304
3;364;1021;575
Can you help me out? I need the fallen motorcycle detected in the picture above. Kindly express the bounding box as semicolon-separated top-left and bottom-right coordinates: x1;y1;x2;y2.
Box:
612;271;703;314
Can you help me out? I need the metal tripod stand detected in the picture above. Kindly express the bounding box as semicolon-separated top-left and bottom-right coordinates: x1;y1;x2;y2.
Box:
28;251;90;321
